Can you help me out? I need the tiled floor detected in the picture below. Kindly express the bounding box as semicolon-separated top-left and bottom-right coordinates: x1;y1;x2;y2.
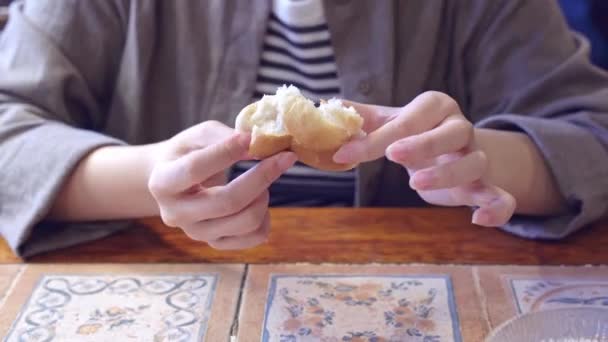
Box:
237;264;487;342
0;264;244;342
0;264;605;341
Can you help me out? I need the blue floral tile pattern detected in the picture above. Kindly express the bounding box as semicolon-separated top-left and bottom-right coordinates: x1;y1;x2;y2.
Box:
510;278;608;313
4;274;217;342
262;275;462;342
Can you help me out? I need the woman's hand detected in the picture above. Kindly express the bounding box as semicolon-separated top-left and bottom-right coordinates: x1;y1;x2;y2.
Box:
148;120;297;249
333;92;517;227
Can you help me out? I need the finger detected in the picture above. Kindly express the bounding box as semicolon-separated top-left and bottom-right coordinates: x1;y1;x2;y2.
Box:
450;182;516;227
386;116;473;167
149;133;250;196
471;186;517;227
340;100;401;132
184;191;269;241
210;151;296;215
177;151;296;221
409;150;487;191
173;120;236;151
182;171;227;196
208;211;271;250
334;92;460;164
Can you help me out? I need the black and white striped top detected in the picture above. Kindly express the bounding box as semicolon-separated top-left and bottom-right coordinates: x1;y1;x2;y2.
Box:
252;0;340;101
231;0;356;207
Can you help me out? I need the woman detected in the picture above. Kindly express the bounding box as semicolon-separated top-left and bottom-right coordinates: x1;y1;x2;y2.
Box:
0;0;607;257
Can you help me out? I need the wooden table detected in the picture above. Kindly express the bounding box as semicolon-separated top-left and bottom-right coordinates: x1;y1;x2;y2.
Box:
1;208;607;265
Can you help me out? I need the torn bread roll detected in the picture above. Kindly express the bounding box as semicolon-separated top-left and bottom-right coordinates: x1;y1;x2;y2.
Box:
235;85;365;171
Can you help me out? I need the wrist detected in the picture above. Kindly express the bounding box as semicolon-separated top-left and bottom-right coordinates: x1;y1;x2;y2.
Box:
141;141;167;186
50;143;163;221
123;142;165;218
474;128;566;215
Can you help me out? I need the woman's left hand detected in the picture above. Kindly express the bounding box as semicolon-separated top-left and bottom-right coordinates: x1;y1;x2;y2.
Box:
333;91;516;227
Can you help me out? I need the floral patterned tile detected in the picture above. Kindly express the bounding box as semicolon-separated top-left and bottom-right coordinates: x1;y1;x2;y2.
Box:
264;275;458;341
510;278;608;313
238;264;486;342
0;264;244;341
476;265;608;329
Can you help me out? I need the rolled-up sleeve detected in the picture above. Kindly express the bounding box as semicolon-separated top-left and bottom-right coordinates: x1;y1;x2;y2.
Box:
478;114;608;239
462;0;608;239
0;1;129;257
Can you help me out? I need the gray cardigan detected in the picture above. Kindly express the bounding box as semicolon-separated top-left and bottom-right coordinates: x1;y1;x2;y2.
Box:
1;0;607;257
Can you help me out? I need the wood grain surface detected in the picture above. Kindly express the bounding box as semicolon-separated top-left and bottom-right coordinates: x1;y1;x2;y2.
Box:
1;208;606;265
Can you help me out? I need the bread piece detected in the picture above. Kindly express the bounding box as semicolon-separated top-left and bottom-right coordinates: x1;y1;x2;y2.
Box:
235;85;364;171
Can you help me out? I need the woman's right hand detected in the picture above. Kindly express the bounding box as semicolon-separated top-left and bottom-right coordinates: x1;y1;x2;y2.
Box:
147;120;297;250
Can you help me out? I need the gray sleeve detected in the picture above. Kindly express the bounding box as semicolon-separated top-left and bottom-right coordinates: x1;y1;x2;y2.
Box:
0;1;130;257
461;0;608;239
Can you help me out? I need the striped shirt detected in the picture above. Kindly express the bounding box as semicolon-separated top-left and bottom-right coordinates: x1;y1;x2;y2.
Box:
253;0;340;100
231;0;356;207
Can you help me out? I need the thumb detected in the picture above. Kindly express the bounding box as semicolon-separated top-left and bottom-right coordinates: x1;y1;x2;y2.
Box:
341;100;400;133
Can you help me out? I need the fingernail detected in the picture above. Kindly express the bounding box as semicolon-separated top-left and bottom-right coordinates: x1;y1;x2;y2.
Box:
386;141;408;162
412;171;436;190
472;210;490;226
277;152;297;170
385;146;398;162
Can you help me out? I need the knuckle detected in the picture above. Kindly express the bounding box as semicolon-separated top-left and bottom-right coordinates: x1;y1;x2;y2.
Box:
147;172;166;198
395;105;409;119
221;136;244;161
220;191;246;214
441;165;456;186
471;150;488;180
201;120;222;131
243;208;262;227
419;91;447;106
180;157;199;183
418;134;436;157
235;201;266;232
159;209;180;228
394;115;412;135
452;117;471;131
442;97;460;114
420;91;460;113
454;120;474;140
